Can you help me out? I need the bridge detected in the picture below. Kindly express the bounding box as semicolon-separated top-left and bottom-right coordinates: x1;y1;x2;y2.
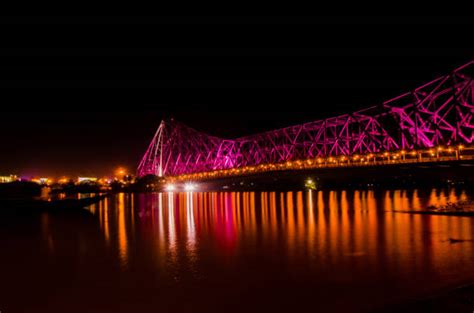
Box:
137;61;474;182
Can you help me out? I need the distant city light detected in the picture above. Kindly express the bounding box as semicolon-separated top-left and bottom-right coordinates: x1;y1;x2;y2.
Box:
78;177;98;183
0;175;18;183
115;167;127;176
58;177;70;184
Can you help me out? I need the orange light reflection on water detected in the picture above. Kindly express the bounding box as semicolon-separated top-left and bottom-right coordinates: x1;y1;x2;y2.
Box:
87;188;474;294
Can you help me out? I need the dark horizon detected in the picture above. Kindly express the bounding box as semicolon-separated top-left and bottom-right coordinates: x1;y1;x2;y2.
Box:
2;16;474;177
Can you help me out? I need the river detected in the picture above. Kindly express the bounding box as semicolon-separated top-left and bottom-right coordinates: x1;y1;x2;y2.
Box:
1;188;474;312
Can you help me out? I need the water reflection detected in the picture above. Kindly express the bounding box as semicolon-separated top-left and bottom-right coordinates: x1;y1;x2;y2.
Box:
117;193;128;267
83;188;474;310
88;189;473;268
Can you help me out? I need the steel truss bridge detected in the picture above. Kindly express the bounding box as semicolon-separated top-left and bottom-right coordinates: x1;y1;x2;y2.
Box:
138;61;474;180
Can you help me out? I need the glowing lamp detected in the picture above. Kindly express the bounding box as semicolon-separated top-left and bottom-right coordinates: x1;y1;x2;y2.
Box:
184;183;196;191
165;184;175;192
305;178;316;190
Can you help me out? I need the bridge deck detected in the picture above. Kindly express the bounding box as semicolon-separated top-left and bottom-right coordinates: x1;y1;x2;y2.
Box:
171;146;474;182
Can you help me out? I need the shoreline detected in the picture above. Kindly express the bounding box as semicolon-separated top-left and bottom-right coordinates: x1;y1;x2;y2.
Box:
0;194;108;213
392;210;474;217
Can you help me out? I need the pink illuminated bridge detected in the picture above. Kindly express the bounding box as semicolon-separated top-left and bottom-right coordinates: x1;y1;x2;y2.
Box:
138;61;474;180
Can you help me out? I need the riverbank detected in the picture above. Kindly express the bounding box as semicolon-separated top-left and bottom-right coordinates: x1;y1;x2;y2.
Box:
391;199;474;217
393;210;474;217
0;194;108;214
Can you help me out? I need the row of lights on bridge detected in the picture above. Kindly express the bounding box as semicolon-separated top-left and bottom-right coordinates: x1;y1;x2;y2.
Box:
169;144;468;182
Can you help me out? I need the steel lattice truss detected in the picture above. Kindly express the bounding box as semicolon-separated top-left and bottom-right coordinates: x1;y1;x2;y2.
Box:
138;61;474;177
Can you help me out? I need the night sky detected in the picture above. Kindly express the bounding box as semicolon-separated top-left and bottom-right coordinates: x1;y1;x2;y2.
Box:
1;16;474;177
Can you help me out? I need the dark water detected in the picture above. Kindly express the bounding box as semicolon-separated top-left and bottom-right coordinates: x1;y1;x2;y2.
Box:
1;188;474;312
